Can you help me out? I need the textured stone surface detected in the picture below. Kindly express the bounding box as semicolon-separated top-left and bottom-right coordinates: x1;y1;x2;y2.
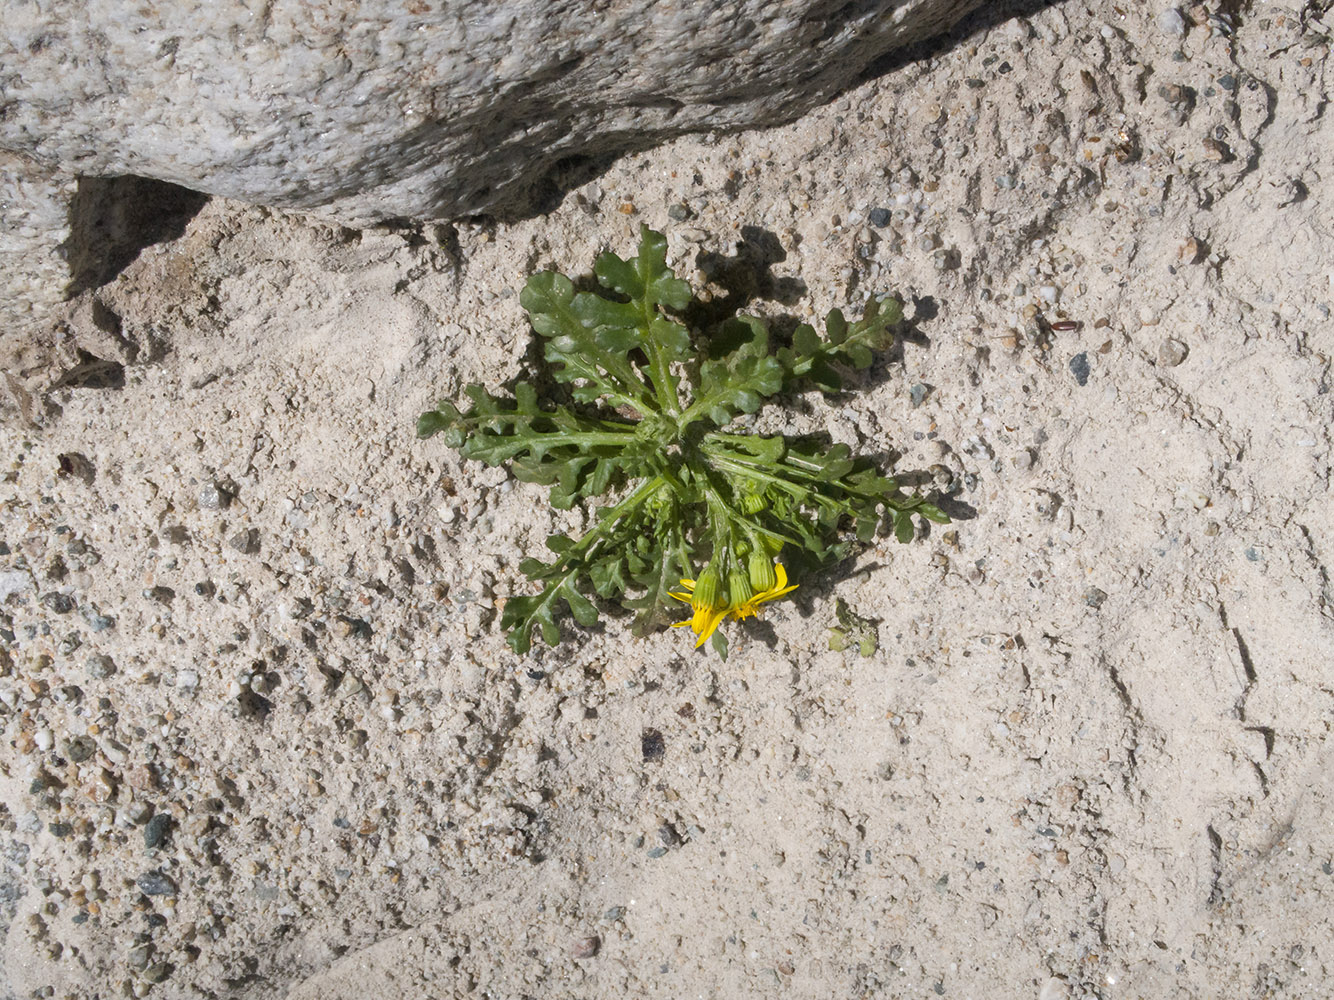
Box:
0;0;984;327
0;154;76;327
2;0;982;224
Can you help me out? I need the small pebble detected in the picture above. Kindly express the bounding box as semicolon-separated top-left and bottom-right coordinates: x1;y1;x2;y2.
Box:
868;207;891;228
197;483;231;511
1156;7;1186;38
65;735;96;763
228;529;260;555
136;870;178;896
641;728;666;762
909;383;930;408
143;813;173;851
1159;83;1191;107
142;963;173;984
571;936;600;959
1158;338;1189;367
40;593;75;614
666;203;691;222
1084;587;1108;609
1069;352;1091;386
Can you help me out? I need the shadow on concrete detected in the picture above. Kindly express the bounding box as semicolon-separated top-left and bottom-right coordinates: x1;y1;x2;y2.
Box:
62;175;210;296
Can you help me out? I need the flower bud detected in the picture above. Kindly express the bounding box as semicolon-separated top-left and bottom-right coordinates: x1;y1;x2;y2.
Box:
692;567;720;610
747;551;776;592
728;569;753;605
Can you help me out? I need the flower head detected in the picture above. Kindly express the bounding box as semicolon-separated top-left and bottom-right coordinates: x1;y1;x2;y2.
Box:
669;560;798;648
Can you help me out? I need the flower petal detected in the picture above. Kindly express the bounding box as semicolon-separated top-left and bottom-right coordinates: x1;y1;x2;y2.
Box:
753;583;798;605
694;607;728;648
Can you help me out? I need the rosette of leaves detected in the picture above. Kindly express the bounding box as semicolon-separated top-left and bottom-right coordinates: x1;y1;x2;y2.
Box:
418;226;948;654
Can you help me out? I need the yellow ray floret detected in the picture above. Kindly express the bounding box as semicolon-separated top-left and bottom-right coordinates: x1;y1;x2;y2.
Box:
669;562;799;648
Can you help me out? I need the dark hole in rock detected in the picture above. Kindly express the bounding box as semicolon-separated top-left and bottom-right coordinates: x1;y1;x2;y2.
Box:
62;175;210;296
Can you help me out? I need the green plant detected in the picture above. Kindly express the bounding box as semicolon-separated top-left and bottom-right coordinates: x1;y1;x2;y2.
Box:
828;598;879;658
418;226;948;655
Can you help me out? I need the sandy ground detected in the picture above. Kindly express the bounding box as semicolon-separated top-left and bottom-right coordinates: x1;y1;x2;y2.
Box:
2;2;1333;998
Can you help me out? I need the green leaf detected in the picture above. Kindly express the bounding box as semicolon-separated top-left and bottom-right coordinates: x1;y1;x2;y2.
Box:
564;587;599;627
917;502;951;524
825;308;848;346
522;271;650;410
893;510;915;544
592;226;694;412
776;295;903;390
589;555;631;599
596;226;692;313
792;324;821;356
834;598;879;657
710;630;729;660
686;315;785;430
416;407;455;439
624;517;691;636
418;383;643;506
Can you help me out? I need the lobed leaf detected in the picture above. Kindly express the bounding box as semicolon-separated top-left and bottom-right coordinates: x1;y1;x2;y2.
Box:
417;384;645;505
684;316;786;429
777;295;904;390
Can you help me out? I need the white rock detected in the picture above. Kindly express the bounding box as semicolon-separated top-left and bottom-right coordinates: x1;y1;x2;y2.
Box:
0;0;990;328
1157;7;1187;38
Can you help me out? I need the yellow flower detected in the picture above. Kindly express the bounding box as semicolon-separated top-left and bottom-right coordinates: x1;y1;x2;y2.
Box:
669;561;798;649
729;560;798;620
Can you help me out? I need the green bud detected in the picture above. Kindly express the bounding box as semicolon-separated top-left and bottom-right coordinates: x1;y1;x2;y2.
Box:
693;566;720;609
739;492;766;515
747;550;776;592
728;569;753;605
